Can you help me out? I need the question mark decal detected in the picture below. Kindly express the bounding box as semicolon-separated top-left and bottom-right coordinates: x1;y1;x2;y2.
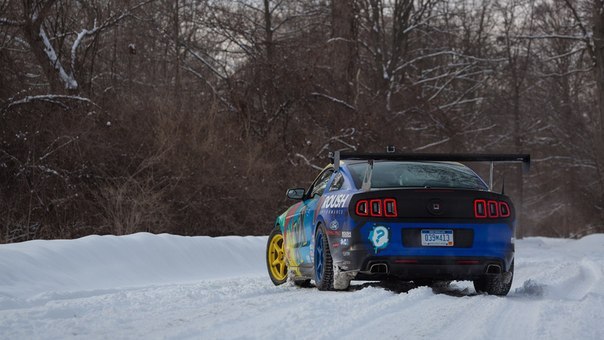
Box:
376;229;385;243
369;226;389;253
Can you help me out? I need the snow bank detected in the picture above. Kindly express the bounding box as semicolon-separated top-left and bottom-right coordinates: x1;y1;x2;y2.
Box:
512;234;604;300
0;233;267;299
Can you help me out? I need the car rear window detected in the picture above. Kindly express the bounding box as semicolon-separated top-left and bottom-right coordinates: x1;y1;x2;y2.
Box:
348;161;488;190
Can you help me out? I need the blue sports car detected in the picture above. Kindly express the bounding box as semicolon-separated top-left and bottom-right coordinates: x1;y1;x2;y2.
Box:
266;151;530;295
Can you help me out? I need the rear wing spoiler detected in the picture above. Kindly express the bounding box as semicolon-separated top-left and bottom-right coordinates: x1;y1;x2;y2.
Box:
329;151;530;191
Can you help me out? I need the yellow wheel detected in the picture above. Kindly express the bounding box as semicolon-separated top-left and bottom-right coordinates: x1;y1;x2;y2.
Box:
267;226;288;285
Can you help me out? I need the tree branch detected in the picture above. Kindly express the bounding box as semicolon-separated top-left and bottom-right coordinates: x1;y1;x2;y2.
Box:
3;94;96;112
310;92;357;111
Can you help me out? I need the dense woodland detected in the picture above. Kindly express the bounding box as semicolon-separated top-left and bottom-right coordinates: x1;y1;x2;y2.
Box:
1;0;603;243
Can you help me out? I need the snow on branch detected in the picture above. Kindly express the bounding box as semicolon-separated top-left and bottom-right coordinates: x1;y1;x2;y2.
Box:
294;153;322;170
533;156;596;169
291;129;357;170
184;46;229;80
39;136;77;161
537;68;592;78
513;34;587;41
393;51;505;75
3;95;96;112
543;47;587;62
71;20;99;76
413;137;451;151
69;0;155;86
315;128;357;157
563;0;594;56
460;124;497;135
310;93;356;111
40;26;78;90
0;17;25;26
438;97;483;110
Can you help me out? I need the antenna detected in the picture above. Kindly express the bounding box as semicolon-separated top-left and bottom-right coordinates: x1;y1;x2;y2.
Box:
489;161;494;191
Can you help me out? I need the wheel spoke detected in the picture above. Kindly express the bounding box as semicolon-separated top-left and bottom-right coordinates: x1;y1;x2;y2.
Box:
268;233;288;281
315;231;324;282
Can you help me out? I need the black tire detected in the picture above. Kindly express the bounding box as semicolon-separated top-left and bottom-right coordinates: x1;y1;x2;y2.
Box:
473;261;514;296
314;225;334;291
266;226;288;286
293;279;312;288
413;279;434;287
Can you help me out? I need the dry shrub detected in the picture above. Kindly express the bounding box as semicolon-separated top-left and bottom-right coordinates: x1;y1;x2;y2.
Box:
96;176;171;235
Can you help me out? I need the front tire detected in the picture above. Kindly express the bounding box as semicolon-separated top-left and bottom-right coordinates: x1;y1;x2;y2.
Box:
266;226;287;285
473;261;514;296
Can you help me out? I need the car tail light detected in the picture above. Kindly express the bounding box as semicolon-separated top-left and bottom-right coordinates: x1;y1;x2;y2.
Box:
487;200;499;218
384;198;397;217
474;199;511;219
499;202;510;217
369;199;383;217
474;199;487;218
355;198;398;218
355;200;368;216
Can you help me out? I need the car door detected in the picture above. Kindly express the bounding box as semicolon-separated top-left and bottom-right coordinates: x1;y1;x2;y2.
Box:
291;168;334;269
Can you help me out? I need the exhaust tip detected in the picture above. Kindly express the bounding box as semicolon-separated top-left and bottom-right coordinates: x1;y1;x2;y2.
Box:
369;263;389;274
486;264;502;274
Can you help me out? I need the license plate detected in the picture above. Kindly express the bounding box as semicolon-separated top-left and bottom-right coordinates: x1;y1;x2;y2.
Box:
421;229;454;246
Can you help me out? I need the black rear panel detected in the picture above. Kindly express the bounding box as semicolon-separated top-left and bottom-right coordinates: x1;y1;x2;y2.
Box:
348;188;515;223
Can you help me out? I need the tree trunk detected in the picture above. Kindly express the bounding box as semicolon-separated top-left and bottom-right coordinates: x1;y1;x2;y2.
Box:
263;0;274;66
22;22;64;92
331;0;358;101
592;0;604;229
173;0;181;112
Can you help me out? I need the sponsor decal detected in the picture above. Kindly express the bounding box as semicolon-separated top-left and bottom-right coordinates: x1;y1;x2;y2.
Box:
323;209;346;215
329;219;339;230
326;230;341;236
341;231;352;238
340;238;349;246
321;194;350;209
368;225;389;253
342;251;351;257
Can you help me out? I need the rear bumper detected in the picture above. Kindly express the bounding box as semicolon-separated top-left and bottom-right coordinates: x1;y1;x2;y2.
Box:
351;256;508;281
331;221;515;281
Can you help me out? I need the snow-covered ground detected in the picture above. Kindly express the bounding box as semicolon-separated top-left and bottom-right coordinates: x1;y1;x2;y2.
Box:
0;233;603;339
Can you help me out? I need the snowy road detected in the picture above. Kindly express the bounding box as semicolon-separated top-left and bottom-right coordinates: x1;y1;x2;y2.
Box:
1;233;603;339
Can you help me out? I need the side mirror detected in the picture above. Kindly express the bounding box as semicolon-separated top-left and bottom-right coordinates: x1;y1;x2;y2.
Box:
286;188;305;200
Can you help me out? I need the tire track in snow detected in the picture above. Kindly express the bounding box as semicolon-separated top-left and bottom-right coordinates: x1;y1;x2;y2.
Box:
1;234;604;339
